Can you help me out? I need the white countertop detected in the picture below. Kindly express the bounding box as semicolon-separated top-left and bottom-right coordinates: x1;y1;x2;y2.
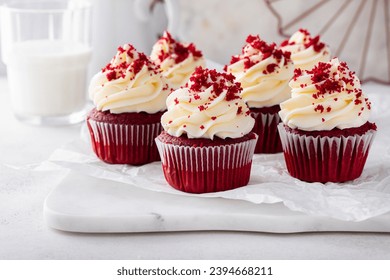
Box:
1;77;390;260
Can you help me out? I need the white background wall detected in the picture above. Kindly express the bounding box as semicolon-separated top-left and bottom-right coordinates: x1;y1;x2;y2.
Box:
1;0;386;84
87;0;167;77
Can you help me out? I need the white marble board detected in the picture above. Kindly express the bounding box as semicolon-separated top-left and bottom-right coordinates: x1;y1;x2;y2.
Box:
44;171;390;233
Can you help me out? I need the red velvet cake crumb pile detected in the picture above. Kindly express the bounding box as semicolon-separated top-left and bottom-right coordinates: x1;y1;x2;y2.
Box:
293;68;302;81
102;44;159;81
225;35;291;73
184;67;249;116
294;60;372;115
280;29;326;53
155;31;203;64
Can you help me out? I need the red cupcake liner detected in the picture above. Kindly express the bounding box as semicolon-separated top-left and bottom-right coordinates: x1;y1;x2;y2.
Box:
278;123;376;183
251;108;282;154
87;119;162;165
155;135;258;193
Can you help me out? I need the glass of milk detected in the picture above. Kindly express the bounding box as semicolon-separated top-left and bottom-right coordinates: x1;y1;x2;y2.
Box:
0;0;92;125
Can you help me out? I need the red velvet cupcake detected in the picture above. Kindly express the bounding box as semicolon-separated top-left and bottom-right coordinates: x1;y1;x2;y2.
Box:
150;31;205;89
156;67;257;193
278;58;377;183
280;29;331;71
225;35;294;153
86;44;170;165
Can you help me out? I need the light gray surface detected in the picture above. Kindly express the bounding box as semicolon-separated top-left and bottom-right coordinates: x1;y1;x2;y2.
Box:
1;78;390;259
45;172;390;233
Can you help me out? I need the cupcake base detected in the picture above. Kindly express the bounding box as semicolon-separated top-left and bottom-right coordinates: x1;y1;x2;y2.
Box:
156;132;258;193
250;105;282;154
87;108;164;165
278;122;377;183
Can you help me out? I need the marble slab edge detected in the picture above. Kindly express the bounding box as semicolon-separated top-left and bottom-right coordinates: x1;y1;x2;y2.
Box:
44;171;390;233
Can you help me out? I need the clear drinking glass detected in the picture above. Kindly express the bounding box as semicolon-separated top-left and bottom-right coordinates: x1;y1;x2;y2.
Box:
0;0;92;125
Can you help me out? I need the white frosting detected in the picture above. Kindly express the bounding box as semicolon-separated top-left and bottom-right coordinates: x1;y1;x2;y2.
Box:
89;44;169;114
150;31;205;89
279;58;372;131
161;69;255;139
280;29;331;71
226;36;294;108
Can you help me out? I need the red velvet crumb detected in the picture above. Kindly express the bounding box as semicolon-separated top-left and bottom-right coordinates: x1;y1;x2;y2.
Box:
281;29;326;53
227;35;291;71
102;44;161;82
188;67;241;103
155;31;203;64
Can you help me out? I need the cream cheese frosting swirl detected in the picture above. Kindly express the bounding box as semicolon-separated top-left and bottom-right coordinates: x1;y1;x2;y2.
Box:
225;35;294;108
150;31;205;89
280;29;331;71
161;67;255;139
89;44;170;114
279;58;372;131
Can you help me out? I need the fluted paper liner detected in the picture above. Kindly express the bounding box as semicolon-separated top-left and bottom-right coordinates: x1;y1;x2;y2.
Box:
155;135;258;193
251;110;282;154
278;123;376;183
87;119;162;165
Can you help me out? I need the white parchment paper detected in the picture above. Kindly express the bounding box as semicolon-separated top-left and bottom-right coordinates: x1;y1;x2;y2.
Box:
48;90;390;222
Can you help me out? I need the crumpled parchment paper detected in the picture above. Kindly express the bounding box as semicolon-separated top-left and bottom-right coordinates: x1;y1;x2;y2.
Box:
48;89;390;222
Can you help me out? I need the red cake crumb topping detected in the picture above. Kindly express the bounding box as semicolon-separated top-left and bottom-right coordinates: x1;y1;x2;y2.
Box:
226;35;291;72
102;44;160;82
299;28;310;36
294;59;372;115
304;35;325;52
169;67;251;128
366;98;371;110
187;67;242;105
230;56;240;65
105;71;117;81
280;39;291;47
293;68;302;81
154;31;203;64
281;29;326;53
244;57;256;70
308;62;349;99
314;104;324;113
264;63;278;74
163;68;254;141
283;51;291;59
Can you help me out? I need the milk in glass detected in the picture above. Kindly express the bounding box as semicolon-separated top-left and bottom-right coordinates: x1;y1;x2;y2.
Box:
7;40;91;116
